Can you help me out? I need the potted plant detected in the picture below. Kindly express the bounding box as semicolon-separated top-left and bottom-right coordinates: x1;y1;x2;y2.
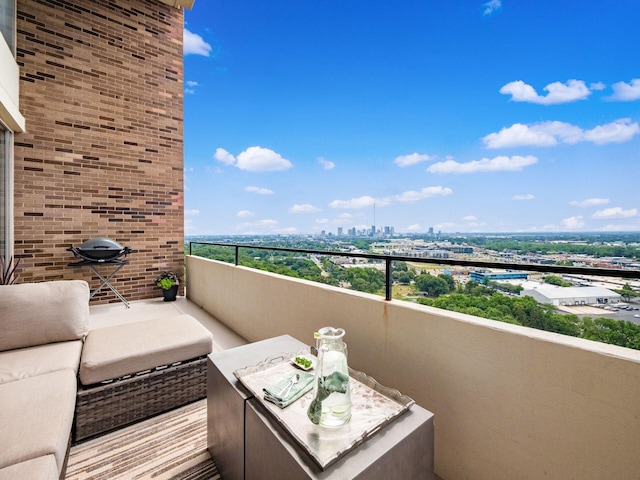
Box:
155;271;179;301
0;256;20;285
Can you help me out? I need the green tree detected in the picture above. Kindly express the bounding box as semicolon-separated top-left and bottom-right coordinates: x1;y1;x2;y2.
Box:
343;267;385;294
543;275;572;287
581;317;640;350
438;274;456;291
415;273;451;297
615;283;640;302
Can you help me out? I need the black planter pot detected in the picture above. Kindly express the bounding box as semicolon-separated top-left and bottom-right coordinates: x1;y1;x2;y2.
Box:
162;285;178;301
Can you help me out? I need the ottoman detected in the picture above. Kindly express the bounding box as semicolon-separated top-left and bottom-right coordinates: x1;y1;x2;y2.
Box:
74;314;213;442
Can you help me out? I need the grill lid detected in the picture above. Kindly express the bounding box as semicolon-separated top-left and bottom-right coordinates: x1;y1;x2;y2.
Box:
69;237;131;262
79;237;125;252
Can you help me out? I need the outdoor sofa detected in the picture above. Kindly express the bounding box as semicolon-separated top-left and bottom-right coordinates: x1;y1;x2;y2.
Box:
0;280;213;480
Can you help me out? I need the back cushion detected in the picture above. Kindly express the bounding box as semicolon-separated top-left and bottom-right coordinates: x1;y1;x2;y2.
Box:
0;280;89;351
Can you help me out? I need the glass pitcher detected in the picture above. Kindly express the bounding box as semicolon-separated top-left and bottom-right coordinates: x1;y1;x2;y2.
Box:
307;327;351;427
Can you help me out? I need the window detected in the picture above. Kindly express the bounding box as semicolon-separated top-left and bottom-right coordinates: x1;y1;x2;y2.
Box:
0;0;15;55
0;124;11;260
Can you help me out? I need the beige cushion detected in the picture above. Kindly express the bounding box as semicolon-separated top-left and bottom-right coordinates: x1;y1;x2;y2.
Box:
0;369;76;473
0;455;58;480
0;341;83;384
0;280;89;351
79;314;213;385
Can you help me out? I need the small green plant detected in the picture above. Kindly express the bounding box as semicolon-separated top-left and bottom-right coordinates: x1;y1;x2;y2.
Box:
155;271;179;290
0;256;20;285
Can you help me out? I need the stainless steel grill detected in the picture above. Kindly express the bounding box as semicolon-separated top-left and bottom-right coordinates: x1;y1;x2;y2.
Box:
67;237;132;263
68;238;132;307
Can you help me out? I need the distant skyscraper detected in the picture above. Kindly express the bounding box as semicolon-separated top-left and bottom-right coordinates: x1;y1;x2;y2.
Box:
428;227;434;236
337;227;343;236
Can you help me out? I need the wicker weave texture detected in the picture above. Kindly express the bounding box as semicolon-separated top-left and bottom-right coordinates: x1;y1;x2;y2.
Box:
74;356;207;442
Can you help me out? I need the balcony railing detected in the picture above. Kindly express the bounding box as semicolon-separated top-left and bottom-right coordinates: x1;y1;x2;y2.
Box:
185;252;640;480
188;241;639;301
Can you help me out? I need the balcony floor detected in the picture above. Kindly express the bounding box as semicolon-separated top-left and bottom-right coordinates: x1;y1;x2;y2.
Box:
89;295;248;352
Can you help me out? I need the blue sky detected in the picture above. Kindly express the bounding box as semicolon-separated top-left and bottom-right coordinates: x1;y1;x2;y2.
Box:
183;0;640;236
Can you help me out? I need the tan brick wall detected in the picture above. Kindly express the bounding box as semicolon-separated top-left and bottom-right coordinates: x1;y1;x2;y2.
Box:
14;0;185;303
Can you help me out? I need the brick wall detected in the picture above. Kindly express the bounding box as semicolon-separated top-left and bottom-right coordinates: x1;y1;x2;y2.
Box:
14;0;185;303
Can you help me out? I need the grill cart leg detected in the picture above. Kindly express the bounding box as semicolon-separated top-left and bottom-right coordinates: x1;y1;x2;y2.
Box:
88;263;130;308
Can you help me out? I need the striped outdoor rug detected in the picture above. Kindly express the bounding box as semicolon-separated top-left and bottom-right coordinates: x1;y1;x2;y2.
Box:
66;400;219;480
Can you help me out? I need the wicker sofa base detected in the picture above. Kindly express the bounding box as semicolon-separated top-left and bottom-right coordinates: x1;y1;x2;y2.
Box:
73;356;207;442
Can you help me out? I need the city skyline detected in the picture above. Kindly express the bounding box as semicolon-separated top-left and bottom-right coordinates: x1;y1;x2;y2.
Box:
183;1;640;235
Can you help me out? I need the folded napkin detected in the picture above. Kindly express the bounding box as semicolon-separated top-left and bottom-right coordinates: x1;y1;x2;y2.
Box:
263;371;314;408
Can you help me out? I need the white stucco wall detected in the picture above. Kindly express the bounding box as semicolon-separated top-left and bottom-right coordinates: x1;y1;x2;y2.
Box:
187;256;640;480
0;35;25;131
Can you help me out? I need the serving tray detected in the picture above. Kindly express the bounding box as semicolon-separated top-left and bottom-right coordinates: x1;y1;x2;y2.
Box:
234;350;414;470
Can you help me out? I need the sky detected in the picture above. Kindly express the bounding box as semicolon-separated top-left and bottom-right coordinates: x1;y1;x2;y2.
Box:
182;0;640;236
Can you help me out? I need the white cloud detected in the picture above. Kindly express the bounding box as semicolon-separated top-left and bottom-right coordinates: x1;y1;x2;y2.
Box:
329;196;376;209
185;81;199;94
261;219;278;227
236;146;293;172
512;194;535;201
289;204;321;214
245;186;274;195
185;209;200;215
394;153;432;167
462;215;477;221
215;146;293;172
561;216;585;230
427;155;537;174
590;82;606;91
599;222;640;232
315;218;329;224
405;224;422;232
336;212;361;222
391;186;453;202
329;186;452;210
483;0;502;15
245;219;278;228
237;210;254;218
483;119;639;148
277;227;300;234
608;79;640;101
592;207;638;219
318;157;335;170
434;222;456;230
483;121;582;148
499;79;591;105
570;197;610;207
214;148;236;165
184;29;212;56
583;119;640;144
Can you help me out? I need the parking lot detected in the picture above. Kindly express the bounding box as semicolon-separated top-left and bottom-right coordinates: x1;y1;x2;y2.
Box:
560;303;640;324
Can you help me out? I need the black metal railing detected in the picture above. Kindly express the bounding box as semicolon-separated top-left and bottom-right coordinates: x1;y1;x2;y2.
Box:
188;241;639;301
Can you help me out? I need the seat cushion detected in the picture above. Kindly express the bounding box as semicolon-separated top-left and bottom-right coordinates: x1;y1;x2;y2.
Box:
0;369;76;474
0;455;58;480
79;314;213;385
0;280;89;351
0;340;83;384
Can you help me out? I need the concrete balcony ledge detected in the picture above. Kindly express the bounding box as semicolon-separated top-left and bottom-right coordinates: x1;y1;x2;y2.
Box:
186;255;640;480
